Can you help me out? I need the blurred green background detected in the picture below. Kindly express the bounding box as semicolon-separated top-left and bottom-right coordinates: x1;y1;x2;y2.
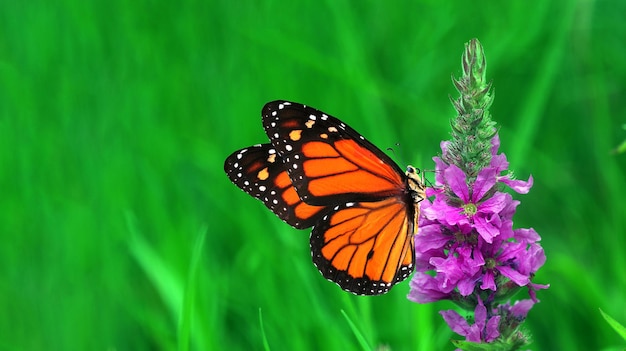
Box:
1;0;625;350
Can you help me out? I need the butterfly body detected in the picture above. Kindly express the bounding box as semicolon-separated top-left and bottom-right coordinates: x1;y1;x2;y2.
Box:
224;101;425;295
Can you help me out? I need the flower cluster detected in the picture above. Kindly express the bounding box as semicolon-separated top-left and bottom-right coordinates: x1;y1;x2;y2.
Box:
407;39;548;349
408;134;548;300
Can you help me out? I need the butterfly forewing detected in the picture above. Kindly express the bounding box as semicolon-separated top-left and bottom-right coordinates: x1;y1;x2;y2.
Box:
262;101;407;205
224;143;326;228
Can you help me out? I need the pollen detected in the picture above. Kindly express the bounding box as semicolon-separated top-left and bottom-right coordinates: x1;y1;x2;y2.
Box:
463;203;477;216
484;257;496;270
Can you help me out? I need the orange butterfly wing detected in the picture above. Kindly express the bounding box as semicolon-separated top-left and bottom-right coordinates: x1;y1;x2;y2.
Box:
262;101;406;204
224;144;326;229
311;199;416;294
225;101;425;295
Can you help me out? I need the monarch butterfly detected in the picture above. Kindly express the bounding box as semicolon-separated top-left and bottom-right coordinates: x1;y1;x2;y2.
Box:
224;101;425;295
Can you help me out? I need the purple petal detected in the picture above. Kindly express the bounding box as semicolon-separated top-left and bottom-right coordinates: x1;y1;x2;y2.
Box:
498;218;515;240
509;299;535;318
457;277;478;296
473;215;500;243
423;199;467;226
497;266;530;286
478;192;509;214
506;242;545;277
415;223;450;251
458;248;485;276
425;186;443;197
485;316;501;342
415;248;443;270
480;270;496;291
526;243;547;273
431;256;464;289
466;324;482;342
408;273;451;303
433;156;448;185
473;167;497;201
528;282;550;302
440;141;451;158
499;197;520;221
440;310;470;336
497;242;526;262
474;298;487;329
445;165;470;202
500;175;534;194
490;134;500;155
490;153;509;173
513;228;540;243
470;246;486;266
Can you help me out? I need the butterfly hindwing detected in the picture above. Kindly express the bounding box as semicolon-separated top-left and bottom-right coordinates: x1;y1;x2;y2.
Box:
224;143;326;229
262;101;407;205
311;198;415;295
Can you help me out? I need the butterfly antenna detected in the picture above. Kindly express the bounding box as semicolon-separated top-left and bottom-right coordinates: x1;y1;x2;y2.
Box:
387;143;407;165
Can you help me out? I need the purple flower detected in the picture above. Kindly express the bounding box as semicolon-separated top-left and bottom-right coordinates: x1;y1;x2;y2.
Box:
409;134;546;300
479;239;534;291
430;245;484;296
408;134;549;346
440;296;501;343
499;299;535;320
423;164;508;243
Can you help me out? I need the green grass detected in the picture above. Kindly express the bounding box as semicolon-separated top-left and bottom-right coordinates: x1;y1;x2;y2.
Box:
1;0;625;350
